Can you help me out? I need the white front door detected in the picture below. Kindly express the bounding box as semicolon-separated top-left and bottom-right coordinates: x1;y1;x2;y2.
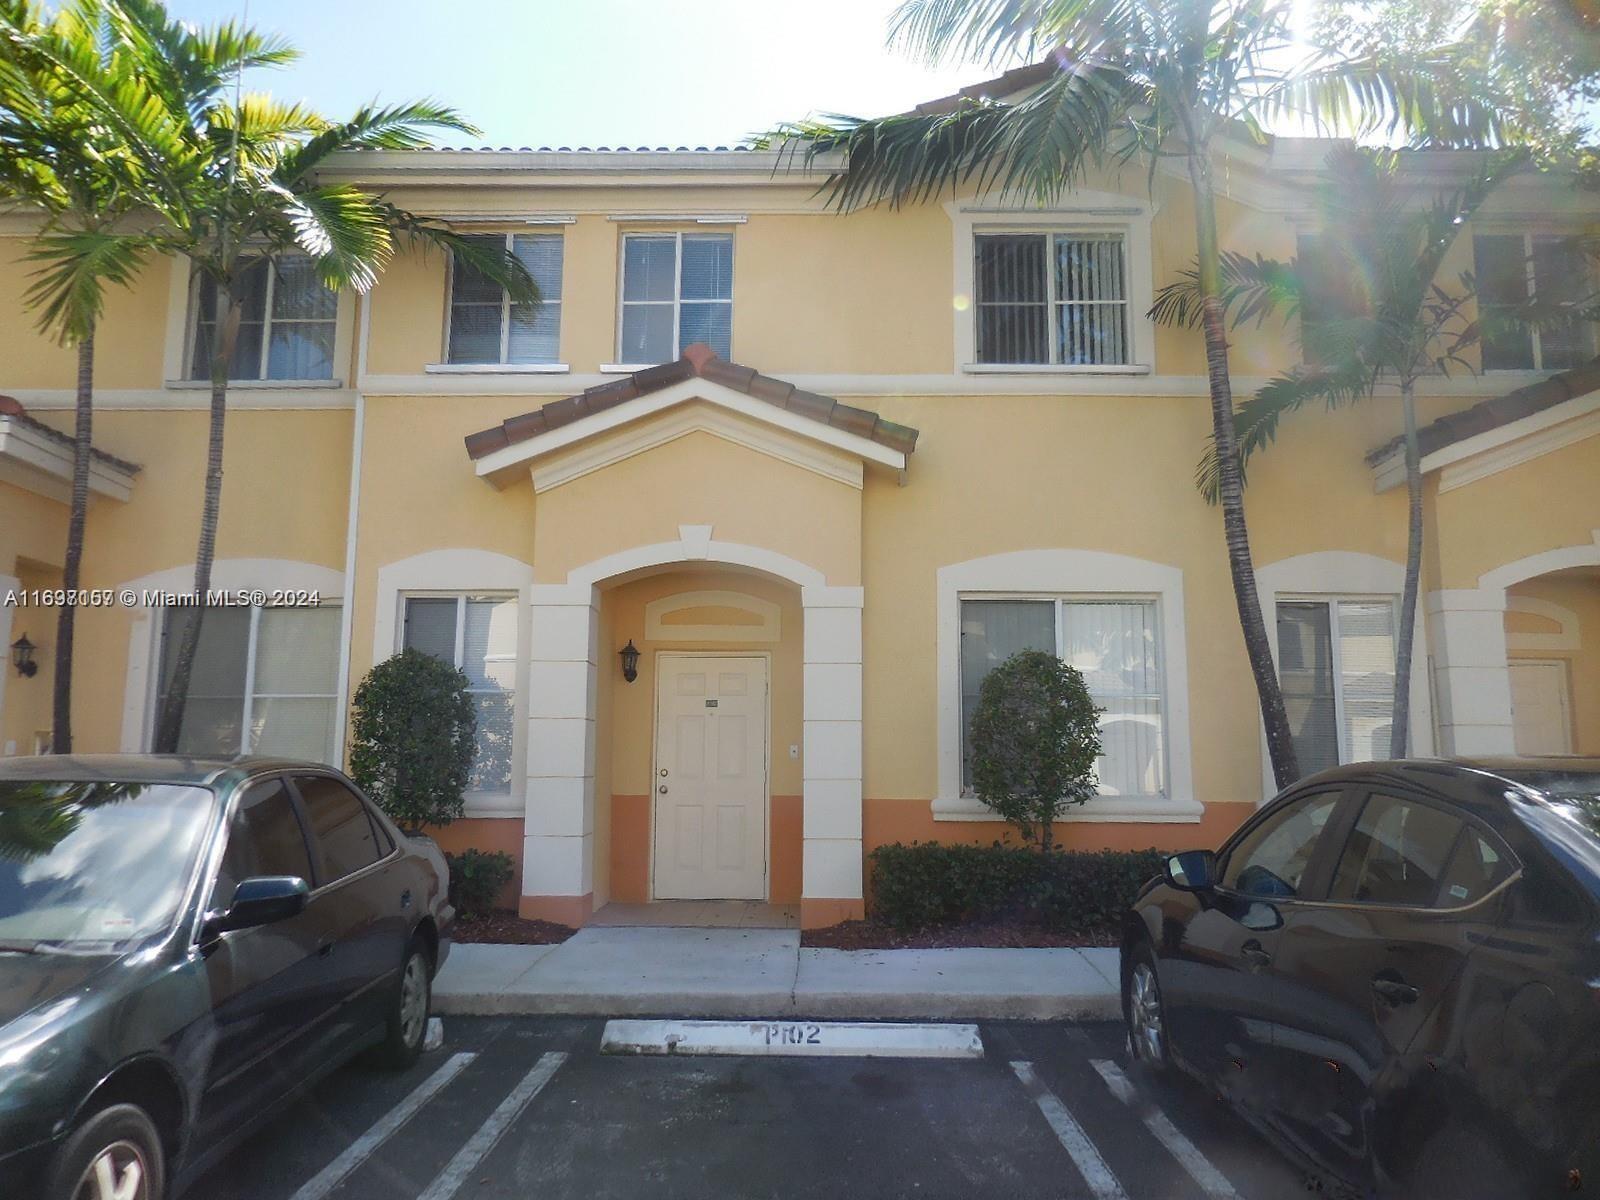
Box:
1510;659;1574;756
653;655;769;900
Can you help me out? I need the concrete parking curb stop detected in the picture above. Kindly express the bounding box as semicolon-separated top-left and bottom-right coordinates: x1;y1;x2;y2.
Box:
432;929;1122;1022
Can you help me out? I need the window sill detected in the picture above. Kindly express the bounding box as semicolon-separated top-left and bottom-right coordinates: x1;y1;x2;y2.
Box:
165;378;344;390
961;363;1152;376
599;363;658;374
931;794;1204;823
424;363;570;375
463;791;522;819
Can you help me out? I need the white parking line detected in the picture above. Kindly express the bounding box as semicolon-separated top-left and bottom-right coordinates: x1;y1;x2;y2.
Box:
1090;1059;1241;1200
1009;1060;1129;1200
415;1051;568;1200
288;1051;476;1200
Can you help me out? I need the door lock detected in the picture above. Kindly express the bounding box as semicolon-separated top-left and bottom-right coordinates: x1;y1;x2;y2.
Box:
659;785;668;794
659;768;668;777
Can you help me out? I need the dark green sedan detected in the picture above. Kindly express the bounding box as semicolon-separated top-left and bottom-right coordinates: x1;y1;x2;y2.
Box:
0;756;454;1200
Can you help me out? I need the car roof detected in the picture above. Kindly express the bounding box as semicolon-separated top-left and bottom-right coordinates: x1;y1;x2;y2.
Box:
0;754;339;792
1284;756;1600;822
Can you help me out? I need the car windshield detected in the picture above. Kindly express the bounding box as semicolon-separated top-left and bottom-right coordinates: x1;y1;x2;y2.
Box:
0;780;216;953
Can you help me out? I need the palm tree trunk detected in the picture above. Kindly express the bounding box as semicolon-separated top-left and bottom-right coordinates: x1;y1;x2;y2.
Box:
50;330;95;754
1391;379;1423;758
1189;158;1301;789
153;282;235;753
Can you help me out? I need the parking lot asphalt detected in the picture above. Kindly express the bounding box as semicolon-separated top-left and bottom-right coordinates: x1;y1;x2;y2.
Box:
189;1018;1318;1200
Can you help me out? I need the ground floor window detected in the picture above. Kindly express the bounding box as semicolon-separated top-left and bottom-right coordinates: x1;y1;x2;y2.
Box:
157;604;342;762
1275;597;1397;775
959;597;1165;797
401;594;517;793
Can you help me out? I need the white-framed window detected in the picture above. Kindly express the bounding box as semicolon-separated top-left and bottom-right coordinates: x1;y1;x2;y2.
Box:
973;232;1130;365
959;596;1166;798
187;254;338;381
1474;232;1597;372
1275;596;1398;776
447;233;564;364
401;594;518;794
156;603;343;762
617;232;733;364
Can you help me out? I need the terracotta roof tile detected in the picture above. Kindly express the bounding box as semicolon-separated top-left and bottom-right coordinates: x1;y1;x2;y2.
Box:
1367;356;1600;465
464;347;919;466
0;395;141;475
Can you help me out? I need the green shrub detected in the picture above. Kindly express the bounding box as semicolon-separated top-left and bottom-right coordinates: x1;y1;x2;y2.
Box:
349;648;476;832
968;650;1102;852
445;848;516;918
868;841;1168;936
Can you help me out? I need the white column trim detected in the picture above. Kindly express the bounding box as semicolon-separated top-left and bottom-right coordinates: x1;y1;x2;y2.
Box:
1478;529;1600;592
802;594;863;902
0;573;18;754
933;548;1198;823
1426;588;1516;756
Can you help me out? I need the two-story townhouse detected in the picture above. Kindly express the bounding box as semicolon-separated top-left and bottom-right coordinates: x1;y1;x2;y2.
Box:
2;79;1597;928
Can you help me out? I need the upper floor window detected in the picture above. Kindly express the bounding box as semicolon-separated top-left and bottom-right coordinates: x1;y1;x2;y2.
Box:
402;594;517;793
189;254;337;381
959;597;1164;797
447;234;564;365
974;232;1129;366
1475;233;1597;372
1275;597;1396;776
618;232;733;364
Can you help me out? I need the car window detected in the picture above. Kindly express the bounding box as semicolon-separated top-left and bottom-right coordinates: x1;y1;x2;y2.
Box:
295;775;383;884
1436;827;1514;907
1221;792;1342;898
212;779;313;910
1329;792;1462;907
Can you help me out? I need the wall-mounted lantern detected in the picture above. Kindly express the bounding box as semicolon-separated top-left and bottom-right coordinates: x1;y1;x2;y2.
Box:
10;634;37;678
619;639;640;684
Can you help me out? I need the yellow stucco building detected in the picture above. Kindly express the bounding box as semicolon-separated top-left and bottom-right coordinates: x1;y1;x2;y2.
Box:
2;104;1597;928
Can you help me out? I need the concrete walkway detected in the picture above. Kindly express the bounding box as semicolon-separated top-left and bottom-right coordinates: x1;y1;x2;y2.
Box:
433;927;1120;1021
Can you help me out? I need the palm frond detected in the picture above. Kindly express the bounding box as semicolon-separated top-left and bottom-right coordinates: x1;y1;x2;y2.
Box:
1152;250;1301;329
273;182;392;292
888;0;1060;67
23;226;147;340
273;100;477;186
377;204;540;308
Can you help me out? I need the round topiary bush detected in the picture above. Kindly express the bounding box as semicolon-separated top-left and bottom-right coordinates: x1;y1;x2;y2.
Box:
349;647;476;833
968;649;1103;852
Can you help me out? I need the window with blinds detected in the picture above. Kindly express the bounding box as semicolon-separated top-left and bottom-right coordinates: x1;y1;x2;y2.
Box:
619;232;733;364
1276;598;1397;775
157;604;343;762
1474;233;1598;372
448;233;564;364
974;232;1129;365
402;595;518;793
189;254;338;381
959;597;1165;797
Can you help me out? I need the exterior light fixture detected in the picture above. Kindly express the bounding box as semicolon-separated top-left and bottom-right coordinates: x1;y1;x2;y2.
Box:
619;639;640;683
10;634;37;678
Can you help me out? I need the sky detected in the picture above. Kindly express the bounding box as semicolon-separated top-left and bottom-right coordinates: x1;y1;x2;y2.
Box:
162;0;1002;149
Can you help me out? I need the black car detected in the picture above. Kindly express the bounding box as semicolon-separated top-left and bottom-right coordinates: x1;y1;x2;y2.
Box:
1120;757;1600;1199
0;755;454;1200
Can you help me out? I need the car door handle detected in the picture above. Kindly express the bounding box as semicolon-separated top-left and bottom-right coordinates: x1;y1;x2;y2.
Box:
1241;940;1272;968
318;940;335;958
1371;976;1420;1005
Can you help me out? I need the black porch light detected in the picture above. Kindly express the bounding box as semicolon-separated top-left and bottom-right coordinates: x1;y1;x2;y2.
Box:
10;633;37;678
619;639;640;684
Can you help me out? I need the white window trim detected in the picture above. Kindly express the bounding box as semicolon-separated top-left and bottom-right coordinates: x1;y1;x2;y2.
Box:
372;549;535;818
440;232;565;368
947;197;1156;375
1473;228;1597;373
616;231;734;365
1255;551;1434;804
119;559;346;755
163;255;355;387
934;549;1197;822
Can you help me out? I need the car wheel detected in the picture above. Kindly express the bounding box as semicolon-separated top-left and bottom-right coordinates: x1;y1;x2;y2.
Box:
371;935;432;1069
48;1103;165;1200
1124;943;1170;1072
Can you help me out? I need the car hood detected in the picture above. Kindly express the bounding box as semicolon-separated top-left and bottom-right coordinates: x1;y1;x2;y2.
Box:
0;952;117;1029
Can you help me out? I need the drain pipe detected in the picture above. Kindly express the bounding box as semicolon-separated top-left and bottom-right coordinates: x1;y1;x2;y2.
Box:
331;292;371;768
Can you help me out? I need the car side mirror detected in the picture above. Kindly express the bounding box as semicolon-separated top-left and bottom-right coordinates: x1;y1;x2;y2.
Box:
205;875;309;938
1164;850;1217;892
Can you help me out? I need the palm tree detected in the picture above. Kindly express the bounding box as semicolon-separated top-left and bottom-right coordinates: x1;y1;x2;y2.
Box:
1158;145;1528;757
771;0;1503;788
50;0;539;753
0;0;166;752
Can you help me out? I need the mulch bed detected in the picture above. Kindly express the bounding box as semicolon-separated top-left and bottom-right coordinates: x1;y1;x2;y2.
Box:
801;919;1117;951
453;910;575;945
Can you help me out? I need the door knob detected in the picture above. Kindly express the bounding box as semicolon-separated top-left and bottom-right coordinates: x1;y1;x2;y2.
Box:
1240;939;1272;968
659;768;668;777
1371;975;1420;1005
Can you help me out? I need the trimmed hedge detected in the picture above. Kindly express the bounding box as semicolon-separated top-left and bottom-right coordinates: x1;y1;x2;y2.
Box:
445;848;516;919
868;841;1169;936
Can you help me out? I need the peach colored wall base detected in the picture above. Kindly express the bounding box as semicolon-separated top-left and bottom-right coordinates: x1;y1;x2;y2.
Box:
770;794;802;905
801;898;865;928
520;893;594;927
609;794;651;904
423;817;524;911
